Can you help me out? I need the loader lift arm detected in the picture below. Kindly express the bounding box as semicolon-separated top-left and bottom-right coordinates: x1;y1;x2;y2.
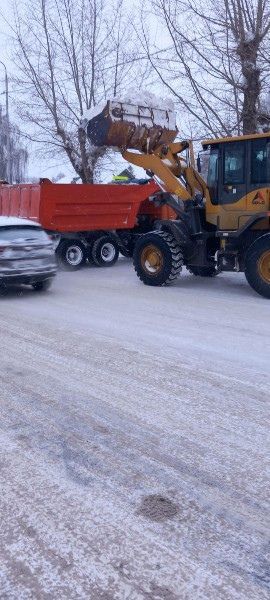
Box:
123;142;208;202
83;100;208;204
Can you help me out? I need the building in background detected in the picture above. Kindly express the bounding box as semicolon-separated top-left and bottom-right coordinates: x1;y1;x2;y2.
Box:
0;105;28;182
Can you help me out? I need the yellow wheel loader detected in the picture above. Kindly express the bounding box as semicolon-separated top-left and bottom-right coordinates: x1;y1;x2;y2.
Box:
84;100;270;297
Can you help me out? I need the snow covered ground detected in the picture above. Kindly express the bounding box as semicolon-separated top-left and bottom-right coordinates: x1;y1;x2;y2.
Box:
0;259;269;599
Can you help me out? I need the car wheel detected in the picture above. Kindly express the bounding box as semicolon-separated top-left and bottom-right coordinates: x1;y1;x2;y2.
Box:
32;279;53;292
0;282;7;296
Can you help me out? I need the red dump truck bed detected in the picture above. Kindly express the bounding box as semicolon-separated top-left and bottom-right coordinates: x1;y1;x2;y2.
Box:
0;179;167;232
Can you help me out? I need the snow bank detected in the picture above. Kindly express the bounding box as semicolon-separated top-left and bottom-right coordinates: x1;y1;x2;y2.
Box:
81;104;105;123
0;216;40;227
244;30;256;43
113;88;175;112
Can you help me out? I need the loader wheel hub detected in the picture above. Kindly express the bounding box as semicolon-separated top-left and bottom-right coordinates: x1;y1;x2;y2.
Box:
258;250;270;283
141;244;164;275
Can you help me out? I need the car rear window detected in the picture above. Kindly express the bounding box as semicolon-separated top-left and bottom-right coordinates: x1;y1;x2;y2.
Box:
0;226;48;241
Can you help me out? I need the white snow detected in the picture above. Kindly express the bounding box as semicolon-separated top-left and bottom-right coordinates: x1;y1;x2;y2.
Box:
80;103;105;124
108;101;176;129
162;157;174;166
113;87;175;112
244;30;256;43
242;59;257;70
0;263;268;598
0;216;40;227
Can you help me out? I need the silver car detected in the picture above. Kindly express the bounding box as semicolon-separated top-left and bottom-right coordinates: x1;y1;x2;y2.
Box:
0;217;57;291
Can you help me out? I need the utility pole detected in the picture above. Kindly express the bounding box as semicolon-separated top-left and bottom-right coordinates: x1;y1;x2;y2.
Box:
0;61;11;182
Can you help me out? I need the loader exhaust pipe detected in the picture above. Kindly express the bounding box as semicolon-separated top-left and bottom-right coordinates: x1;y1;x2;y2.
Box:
82;100;178;153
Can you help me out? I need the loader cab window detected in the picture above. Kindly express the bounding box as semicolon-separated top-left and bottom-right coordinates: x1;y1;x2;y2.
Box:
251;138;270;184
223;142;245;185
207;147;219;205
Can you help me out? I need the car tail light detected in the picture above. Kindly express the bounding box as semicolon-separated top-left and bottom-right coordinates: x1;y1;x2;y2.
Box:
48;234;60;250
0;244;10;256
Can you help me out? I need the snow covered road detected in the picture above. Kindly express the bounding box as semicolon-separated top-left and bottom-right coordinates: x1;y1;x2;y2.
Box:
0;259;269;599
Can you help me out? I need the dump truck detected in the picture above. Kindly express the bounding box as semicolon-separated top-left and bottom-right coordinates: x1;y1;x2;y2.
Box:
0;178;176;270
85;100;270;297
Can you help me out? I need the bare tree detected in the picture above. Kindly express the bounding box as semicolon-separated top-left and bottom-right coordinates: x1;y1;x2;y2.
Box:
140;0;270;137
10;0;138;182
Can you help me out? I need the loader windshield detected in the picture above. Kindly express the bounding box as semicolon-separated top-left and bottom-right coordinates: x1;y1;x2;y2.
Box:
198;149;210;181
251;138;270;184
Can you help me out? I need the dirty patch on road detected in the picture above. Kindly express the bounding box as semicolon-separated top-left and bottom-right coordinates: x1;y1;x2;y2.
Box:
137;494;179;522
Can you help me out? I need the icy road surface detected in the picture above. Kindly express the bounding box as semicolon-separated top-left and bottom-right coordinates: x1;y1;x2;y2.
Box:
0;260;269;600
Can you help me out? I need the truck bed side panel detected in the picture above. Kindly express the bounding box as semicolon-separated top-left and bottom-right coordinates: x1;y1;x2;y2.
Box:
0;181;160;232
0;185;41;222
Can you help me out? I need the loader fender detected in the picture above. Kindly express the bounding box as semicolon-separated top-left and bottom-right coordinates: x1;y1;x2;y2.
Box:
154;219;193;248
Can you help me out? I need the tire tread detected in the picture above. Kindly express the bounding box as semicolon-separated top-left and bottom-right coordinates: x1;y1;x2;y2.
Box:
134;230;183;286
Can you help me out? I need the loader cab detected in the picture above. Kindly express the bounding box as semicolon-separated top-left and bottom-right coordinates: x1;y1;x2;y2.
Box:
205;140;247;206
201;133;270;229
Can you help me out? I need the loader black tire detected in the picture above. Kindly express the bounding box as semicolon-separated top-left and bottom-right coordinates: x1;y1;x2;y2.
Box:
92;236;119;267
133;230;183;286
56;240;87;270
245;234;270;298
187;266;219;277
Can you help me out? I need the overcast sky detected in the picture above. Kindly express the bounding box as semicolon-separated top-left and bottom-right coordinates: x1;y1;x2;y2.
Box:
0;0;12;67
0;0;87;180
0;0;161;182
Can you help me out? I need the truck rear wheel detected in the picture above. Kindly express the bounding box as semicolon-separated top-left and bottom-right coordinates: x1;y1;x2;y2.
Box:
133;231;183;286
245;234;270;298
57;240;86;270
91;236;119;267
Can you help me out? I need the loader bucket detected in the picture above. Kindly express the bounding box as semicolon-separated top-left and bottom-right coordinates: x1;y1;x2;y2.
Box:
83;100;178;152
